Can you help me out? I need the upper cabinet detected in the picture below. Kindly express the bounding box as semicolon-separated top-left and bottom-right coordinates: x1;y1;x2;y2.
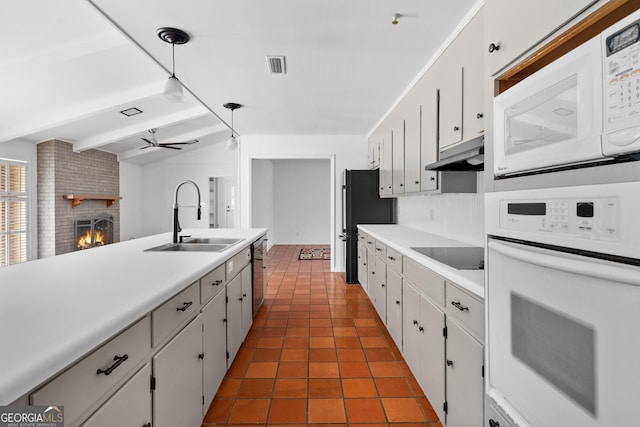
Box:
439;8;485;150
484;0;599;76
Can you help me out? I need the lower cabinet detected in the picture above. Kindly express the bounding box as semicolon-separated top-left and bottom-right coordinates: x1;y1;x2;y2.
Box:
241;265;253;339
446;318;484;427
153;315;204;427
226;273;243;367
403;282;446;422
386;268;403;349
370;255;387;323
81;364;152;427
202;291;227;412
357;239;368;292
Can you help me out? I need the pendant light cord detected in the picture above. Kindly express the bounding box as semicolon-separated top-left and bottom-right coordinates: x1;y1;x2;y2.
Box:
171;43;176;78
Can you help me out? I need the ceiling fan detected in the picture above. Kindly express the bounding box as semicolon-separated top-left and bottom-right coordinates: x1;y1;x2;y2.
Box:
140;128;198;150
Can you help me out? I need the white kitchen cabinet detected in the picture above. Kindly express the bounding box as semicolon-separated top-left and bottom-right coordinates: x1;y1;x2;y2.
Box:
241;265;253;340
461;9;485;140
357;238;368;292
438;56;463;150
400;89;422;193
368;133;381;170
379;127;393;197
445;318;484;427
81;364;152;427
369;254;387;323
414;70;440;192
484;0;598;76
225;273;243;367
153;316;203;427
385;267;403;350
202;290;227;412
31;317;151;427
390;110;405;195
402;282;446;423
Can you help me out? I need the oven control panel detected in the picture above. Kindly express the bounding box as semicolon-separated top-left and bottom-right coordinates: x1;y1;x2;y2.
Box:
500;197;619;241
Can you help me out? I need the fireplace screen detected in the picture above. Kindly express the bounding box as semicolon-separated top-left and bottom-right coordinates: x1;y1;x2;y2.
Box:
75;215;114;250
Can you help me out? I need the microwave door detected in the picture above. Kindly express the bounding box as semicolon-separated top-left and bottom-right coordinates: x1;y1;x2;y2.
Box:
494;36;603;176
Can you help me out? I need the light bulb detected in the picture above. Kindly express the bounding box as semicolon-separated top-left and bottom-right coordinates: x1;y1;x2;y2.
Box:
225;135;238;151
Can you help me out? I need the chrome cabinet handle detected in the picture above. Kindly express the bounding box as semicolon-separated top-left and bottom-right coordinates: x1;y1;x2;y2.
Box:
388;256;395;261
489;419;500;427
177;301;193;312
453;126;460;131
396;300;400;305
97;354;128;376
212;279;223;286
477;113;484;119
451;301;469;311
488;42;500;53
447;360;454;367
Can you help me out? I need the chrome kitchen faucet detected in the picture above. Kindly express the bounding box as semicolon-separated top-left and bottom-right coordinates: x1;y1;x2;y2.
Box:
173;180;202;244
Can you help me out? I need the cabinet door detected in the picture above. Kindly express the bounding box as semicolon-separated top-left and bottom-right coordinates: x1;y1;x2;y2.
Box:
438;56;463;149
419;296;446;423
202;291;227;411
391;112;405;195
385;268;403;350
461;8;485;139
370;256;387;323
401;282;421;379
366;248;377;298
402;90;422;193
153;316;203;427
357;240;368;292
445;319;484;427
415;72;439;192
81;364;152;427
380;129;393;196
484;0;598;75
226;274;243;367
241;265;253;340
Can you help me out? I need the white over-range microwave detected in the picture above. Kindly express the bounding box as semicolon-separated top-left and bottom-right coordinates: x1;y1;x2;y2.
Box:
494;9;640;177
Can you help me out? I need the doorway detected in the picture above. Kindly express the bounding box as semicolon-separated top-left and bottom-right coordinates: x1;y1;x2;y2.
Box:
208;176;236;228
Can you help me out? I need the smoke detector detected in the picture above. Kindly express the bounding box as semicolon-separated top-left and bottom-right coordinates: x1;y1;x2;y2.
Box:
266;56;286;74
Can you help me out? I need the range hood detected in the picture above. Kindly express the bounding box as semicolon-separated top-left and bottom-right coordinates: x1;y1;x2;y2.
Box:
425;135;484;171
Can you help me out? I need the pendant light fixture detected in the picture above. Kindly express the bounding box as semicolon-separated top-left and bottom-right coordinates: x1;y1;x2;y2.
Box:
223;103;242;150
157;27;190;103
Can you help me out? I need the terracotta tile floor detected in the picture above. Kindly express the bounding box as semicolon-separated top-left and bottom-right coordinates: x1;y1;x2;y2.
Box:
202;244;442;426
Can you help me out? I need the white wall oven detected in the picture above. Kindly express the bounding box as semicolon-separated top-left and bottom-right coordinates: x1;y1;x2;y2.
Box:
485;182;640;426
494;9;640;178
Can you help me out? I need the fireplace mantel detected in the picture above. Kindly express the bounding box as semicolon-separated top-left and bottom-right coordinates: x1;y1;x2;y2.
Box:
62;194;122;208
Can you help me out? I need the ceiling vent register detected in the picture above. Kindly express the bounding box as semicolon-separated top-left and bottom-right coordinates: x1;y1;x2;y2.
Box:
266;56;286;74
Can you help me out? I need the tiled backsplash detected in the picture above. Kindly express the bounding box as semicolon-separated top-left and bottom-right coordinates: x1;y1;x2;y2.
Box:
37;140;120;257
396;174;484;247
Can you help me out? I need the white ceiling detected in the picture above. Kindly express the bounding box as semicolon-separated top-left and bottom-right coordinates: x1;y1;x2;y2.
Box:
1;0;477;164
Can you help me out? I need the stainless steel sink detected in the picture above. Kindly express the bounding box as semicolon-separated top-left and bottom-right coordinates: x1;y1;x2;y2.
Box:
145;242;231;252
180;237;243;245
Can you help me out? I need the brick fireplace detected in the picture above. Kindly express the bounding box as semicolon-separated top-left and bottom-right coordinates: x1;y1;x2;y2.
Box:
37;140;120;257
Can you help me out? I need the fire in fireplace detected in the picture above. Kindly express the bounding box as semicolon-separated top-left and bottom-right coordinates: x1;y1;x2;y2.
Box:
75;215;114;250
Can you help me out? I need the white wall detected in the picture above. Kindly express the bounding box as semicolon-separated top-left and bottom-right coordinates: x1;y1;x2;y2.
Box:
272;159;331;245
396;173;485;247
120;142;239;238
251;159;274;244
119;162;143;240
0;140;38;260
240;135;368;272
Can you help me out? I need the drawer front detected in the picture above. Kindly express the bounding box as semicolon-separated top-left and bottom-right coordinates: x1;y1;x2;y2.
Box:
152;282;199;346
403;257;445;306
375;241;387;260
385;247;402;273
227;246;251;280
81;363;152;427
31;316;151;427
365;235;375;250
200;264;226;304
358;231;368;242
446;282;484;340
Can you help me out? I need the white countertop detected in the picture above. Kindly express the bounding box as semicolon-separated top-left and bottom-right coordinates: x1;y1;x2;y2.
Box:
0;228;266;405
358;225;485;298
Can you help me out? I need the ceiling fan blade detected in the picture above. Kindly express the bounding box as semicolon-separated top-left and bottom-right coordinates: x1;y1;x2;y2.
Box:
159;145;182;150
159;139;199;146
141;138;154;144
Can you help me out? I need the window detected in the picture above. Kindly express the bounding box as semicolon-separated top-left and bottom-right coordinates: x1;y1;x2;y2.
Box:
1;159;28;267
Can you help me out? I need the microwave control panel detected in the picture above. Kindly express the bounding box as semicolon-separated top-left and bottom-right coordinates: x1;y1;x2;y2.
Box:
500;197;619;241
604;15;640;130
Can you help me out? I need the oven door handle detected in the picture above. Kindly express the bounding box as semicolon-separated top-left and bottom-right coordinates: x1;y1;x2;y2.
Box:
488;240;640;286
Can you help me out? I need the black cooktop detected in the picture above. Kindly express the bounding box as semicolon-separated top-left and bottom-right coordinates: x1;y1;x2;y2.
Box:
411;246;484;270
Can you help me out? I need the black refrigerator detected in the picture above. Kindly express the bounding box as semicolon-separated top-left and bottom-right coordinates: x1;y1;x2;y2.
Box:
341;169;395;284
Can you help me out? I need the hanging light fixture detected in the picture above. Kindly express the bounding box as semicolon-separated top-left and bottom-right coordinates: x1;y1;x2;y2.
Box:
157;27;190;103
223;103;242;150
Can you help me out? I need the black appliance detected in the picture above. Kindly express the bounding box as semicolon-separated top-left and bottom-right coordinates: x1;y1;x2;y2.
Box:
251;236;267;317
411;246;484;270
341;170;395;283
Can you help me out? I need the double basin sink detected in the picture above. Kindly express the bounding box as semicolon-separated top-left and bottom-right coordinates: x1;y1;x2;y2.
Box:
145;237;243;252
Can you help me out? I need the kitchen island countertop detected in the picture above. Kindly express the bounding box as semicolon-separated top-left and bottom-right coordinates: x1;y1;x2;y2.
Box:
0;228;266;405
358;224;484;298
